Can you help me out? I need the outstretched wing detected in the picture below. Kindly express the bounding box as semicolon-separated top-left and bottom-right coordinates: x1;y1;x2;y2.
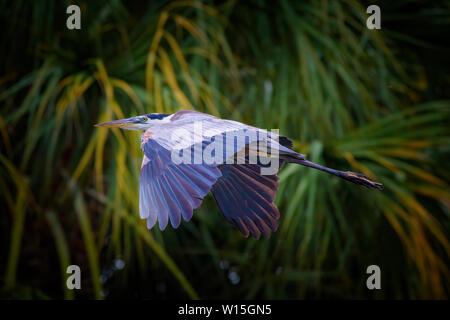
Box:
211;164;280;239
140;138;222;230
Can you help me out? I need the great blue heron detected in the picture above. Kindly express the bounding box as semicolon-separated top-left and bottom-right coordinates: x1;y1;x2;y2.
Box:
96;110;382;238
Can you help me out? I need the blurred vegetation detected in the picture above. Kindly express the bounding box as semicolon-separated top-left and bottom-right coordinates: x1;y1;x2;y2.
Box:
1;0;449;299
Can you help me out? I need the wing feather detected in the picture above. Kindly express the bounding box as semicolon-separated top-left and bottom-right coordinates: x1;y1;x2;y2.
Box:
164;171;195;221
211;164;280;238
145;184;158;229
140;138;221;230
161;179;183;228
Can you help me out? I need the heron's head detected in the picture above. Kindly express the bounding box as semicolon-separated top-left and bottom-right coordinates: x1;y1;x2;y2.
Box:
95;113;170;130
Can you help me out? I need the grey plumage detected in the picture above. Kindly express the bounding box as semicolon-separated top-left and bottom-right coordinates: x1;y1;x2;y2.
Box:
96;110;382;239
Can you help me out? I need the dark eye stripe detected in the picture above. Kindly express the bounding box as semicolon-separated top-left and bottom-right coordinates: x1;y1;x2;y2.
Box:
148;113;169;120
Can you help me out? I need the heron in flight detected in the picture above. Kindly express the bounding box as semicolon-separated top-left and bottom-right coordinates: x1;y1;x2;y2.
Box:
96;110;382;238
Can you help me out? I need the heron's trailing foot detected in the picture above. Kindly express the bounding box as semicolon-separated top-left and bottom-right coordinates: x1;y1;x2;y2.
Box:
289;159;383;190
339;171;383;190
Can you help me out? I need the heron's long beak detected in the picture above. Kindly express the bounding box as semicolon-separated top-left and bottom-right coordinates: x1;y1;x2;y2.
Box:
95;117;139;129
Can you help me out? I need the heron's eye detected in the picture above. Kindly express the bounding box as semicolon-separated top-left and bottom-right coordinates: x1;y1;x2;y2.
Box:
141;116;148;122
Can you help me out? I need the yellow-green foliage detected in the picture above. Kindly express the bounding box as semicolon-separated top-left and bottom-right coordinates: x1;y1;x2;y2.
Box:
0;0;449;299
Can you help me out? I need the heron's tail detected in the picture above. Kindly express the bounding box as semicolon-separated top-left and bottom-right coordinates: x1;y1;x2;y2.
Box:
287;158;383;190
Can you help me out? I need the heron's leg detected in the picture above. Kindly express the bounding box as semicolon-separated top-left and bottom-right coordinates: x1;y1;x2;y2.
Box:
289;159;383;190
